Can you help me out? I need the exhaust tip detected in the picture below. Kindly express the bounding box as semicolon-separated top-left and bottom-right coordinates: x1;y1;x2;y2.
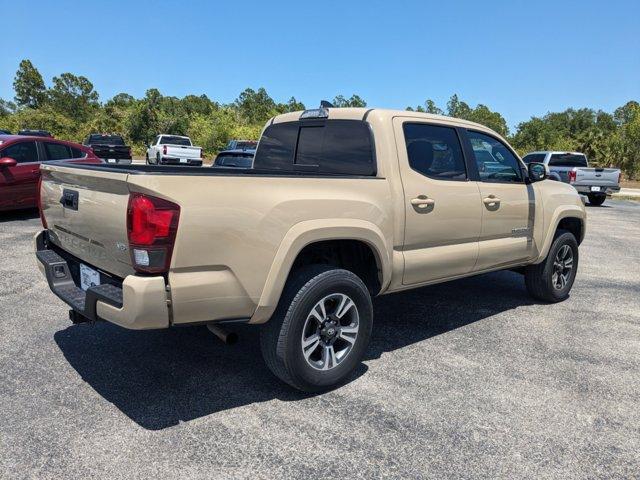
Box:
207;324;238;345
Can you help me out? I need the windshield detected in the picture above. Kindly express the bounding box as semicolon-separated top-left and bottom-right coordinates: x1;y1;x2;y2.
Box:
549;154;588;167
160;136;191;146
214;154;253;168
89;135;125;145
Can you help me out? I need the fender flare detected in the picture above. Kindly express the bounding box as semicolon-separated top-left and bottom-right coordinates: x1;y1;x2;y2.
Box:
534;206;586;263
249;219;391;324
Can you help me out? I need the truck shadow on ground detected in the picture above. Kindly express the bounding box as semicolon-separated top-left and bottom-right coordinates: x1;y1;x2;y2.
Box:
55;270;535;430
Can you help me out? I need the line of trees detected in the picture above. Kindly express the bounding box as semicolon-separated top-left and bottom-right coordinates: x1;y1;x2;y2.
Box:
1;60;639;178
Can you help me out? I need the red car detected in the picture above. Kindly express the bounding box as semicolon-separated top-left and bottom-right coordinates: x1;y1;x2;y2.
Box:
0;135;103;212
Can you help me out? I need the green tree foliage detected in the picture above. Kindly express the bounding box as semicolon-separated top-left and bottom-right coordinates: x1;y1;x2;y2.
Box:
408;95;508;136
48;73;99;121
1;59;638;178
13;60;47;108
333;94;367;108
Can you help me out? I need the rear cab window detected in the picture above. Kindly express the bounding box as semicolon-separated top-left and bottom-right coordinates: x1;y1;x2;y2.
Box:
160;136;191;146
88;135;125;145
254;120;376;175
548;153;588;167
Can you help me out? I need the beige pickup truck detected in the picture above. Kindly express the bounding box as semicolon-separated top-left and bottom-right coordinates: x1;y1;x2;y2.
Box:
35;107;586;391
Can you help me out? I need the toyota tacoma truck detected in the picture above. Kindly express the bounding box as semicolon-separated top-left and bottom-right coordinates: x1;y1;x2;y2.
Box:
522;151;620;206
35;107;586;392
146;135;203;166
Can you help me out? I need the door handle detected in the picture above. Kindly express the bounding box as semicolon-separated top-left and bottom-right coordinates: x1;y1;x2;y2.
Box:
410;195;435;209
483;195;501;206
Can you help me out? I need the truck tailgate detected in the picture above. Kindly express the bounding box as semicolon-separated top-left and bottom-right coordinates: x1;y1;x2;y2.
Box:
165;145;200;159
40;164;135;278
573;168;619;187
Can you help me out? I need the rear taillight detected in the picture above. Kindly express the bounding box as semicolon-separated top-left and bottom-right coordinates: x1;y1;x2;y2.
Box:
568;170;576;183
127;193;180;273
37;176;47;229
163;145;167;155
618;171;621;184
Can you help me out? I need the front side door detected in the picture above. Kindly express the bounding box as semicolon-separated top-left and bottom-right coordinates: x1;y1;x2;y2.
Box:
0;140;40;210
463;130;533;271
394;118;482;285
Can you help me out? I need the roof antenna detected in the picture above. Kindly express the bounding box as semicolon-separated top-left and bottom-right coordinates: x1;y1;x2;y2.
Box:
320;100;334;108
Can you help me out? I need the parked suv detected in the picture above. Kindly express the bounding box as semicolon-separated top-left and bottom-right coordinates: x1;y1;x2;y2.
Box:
0;136;101;211
36;108;586;391
523;151;620;206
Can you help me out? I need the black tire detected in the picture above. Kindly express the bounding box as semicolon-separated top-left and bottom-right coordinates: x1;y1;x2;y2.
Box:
524;230;579;303
260;265;373;392
588;194;606;206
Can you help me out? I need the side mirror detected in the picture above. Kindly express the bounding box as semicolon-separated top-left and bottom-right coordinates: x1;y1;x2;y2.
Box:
0;157;17;169
528;162;547;182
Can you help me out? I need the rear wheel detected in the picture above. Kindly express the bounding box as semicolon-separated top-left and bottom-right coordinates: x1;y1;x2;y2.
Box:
525;230;578;302
587;194;606;206
260;265;373;392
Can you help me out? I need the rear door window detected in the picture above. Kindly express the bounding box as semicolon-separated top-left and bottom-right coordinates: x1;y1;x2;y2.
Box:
1;141;38;163
254;120;375;175
403;123;467;180
43;142;72;160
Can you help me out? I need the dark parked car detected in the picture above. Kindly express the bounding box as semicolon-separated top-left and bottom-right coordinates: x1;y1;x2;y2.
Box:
0;135;102;212
83;134;132;164
18;129;52;137
0;129;11;135
212;149;255;168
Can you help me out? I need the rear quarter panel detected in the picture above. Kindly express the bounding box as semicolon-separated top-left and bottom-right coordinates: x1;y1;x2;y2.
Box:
126;174;395;325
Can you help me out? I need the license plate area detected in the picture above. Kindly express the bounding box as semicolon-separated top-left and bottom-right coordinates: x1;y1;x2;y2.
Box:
80;263;101;291
591;186;601;192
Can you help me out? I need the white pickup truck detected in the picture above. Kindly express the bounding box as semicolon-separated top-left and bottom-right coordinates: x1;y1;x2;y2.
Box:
522;151;620;206
146;135;203;166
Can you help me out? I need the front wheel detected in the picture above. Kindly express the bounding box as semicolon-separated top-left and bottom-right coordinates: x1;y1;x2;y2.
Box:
588;194;606;206
525;230;579;302
260;265;373;392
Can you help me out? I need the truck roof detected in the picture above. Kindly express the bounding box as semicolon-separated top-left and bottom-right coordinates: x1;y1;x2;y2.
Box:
271;108;499;135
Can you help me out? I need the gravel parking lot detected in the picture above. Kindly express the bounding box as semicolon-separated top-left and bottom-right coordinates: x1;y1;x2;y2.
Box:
1;201;639;479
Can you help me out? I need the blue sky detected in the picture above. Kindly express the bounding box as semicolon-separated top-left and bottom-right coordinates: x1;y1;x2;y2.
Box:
2;0;639;128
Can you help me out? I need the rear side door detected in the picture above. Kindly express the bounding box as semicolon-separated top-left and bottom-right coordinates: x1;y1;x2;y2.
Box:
463;130;534;271
0;140;41;209
393;118;482;285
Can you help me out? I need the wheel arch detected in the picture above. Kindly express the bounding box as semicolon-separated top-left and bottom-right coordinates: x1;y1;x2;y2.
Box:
250;219;391;324
535;207;586;263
